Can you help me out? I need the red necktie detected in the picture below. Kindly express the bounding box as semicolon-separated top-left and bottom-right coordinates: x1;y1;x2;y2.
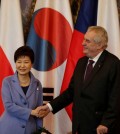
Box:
84;60;94;81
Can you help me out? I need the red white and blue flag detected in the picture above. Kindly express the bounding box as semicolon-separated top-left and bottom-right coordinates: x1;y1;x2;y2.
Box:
0;0;24;115
61;0;99;120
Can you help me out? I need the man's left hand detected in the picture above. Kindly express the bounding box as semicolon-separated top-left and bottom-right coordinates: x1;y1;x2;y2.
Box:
96;125;108;134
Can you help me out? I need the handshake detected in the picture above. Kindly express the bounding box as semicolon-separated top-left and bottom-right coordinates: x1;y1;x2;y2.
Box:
31;105;50;118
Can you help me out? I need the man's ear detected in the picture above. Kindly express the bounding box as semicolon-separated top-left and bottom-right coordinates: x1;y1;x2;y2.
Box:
97;42;103;50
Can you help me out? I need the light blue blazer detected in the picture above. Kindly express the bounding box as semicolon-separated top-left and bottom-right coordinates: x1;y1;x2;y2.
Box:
0;72;43;134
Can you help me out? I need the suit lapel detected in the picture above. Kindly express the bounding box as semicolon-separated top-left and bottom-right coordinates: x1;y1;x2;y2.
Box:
12;72;38;99
26;82;36;99
75;57;88;92
26;73;38;99
79;58;88;85
12;72;26;99
82;50;107;89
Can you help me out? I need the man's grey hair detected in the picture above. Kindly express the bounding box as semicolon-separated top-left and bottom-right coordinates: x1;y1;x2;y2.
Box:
87;26;108;48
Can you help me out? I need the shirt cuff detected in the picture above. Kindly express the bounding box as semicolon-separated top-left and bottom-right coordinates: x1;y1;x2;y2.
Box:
47;103;53;112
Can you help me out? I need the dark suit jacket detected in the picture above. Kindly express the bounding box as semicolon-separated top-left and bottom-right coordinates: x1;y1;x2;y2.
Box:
50;50;120;134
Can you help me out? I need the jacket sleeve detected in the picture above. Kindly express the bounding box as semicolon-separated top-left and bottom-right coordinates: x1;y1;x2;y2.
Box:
50;72;75;114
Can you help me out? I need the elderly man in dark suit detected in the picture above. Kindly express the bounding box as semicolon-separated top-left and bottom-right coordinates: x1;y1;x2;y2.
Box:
38;26;120;134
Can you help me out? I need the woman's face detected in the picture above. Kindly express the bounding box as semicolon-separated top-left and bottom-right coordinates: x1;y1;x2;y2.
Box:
16;56;32;76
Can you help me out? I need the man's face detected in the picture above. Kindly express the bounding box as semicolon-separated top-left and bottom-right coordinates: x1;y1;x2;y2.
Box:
82;31;101;58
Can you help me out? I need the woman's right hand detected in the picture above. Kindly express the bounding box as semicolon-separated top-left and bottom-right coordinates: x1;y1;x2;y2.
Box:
31;107;40;117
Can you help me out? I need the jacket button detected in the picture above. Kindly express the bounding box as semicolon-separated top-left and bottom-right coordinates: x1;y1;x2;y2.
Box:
24;102;27;105
22;125;25;128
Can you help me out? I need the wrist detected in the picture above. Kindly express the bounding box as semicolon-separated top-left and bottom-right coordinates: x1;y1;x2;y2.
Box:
31;110;35;116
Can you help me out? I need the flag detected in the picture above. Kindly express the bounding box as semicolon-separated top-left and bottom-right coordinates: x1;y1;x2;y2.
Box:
0;0;24;115
97;0;120;58
61;0;98;120
27;0;73;133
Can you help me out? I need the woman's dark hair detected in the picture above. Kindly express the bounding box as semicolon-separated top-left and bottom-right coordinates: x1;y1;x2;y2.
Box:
14;46;34;63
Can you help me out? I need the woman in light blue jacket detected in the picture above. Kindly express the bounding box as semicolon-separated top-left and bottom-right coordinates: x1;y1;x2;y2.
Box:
0;46;43;134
